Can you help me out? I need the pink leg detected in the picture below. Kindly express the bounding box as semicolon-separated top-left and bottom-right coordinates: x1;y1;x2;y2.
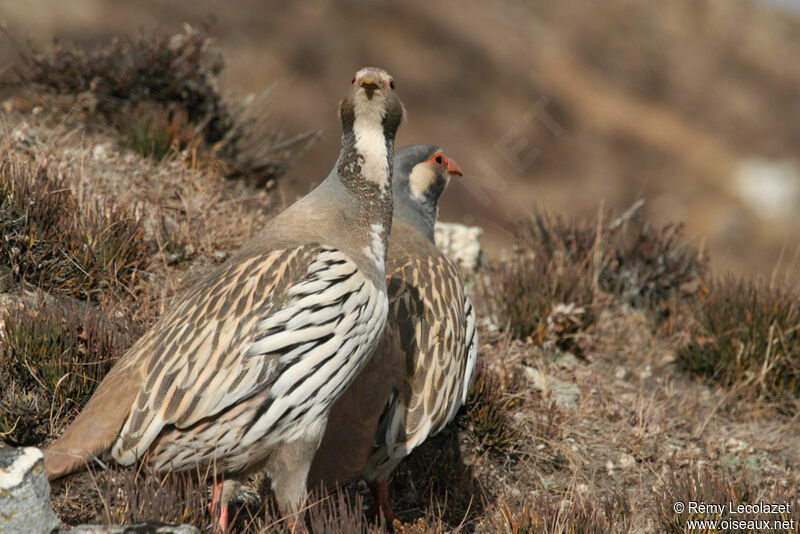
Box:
218;505;229;534
209;479;229;533
367;479;398;528
286;517;309;534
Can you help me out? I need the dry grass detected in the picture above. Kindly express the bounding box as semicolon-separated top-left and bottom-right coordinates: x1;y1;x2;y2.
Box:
388;425;483;529
656;466;799;533
0;296;135;446
52;464;391;533
486;202;706;352
4;25;318;186
2;26;800;534
463;356;520;453
0;153;149;304
485;491;632;534
488;209;597;343
679;275;800;406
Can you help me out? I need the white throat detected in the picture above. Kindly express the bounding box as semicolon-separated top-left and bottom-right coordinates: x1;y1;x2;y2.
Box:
363;222;387;275
352;97;390;192
408;164;437;202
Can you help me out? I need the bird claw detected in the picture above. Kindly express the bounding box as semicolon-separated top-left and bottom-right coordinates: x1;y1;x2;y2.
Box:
287;518;309;534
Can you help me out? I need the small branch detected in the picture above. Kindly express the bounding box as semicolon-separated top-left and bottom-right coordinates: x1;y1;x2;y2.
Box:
608;198;645;231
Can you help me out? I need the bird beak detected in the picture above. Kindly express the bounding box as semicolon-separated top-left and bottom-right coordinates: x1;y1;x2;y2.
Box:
446;157;463;176
356;72;380;100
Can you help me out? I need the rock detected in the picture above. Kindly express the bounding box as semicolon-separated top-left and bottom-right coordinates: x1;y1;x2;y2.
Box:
523;366;580;409
733;157;800;219
551;350;580;369
0;447;61;534
10;122;36;148
91;143;113;161
605;453;636;472
434;222;483;272
618;452;636;469
725;437;751;454
69;524;201;534
638;364;653;379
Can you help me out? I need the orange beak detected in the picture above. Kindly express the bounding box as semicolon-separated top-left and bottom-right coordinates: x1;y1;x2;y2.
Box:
445;156;463;176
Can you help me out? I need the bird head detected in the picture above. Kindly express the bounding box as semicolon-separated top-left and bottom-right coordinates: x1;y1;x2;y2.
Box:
339;67;406;143
392;144;463;239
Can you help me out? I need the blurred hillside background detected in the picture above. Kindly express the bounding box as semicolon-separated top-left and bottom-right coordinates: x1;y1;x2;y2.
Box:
2;0;799;279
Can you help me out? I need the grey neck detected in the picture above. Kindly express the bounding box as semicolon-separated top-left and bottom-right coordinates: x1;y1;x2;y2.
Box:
394;198;437;242
298;112;396;264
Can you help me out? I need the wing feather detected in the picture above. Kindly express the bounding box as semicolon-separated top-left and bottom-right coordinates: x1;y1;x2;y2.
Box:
364;249;478;480
111;245;387;469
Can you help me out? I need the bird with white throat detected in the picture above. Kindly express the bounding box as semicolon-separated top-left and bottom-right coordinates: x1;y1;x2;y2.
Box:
44;66;405;533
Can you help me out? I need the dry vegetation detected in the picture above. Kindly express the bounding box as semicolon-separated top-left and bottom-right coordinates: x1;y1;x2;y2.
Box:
679;276;800;406
3;24;318;187
487;202;705;351
1;27;799;534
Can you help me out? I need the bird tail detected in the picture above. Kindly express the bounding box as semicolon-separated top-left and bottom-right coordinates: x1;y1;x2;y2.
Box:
44;362;141;480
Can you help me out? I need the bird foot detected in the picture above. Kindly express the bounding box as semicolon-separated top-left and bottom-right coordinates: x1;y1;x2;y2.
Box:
287;517;310;534
367;479;398;530
366;505;398;532
209;479;229;533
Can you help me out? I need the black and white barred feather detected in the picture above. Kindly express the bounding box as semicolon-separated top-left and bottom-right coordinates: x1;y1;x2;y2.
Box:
111;245;387;473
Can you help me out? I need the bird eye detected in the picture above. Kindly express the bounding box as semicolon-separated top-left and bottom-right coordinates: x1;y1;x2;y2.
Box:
389;79;395;89
352;77;356;84
435;155;444;165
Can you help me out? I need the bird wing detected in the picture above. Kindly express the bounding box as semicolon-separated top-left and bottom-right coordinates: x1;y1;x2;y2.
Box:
111;244;387;467
373;250;477;462
460;295;478;407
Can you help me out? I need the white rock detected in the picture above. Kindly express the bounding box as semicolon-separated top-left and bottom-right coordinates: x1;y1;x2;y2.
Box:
725;437;750;454
0;447;43;489
733;157;800;219
92;143;114;161
0;447;61;534
434;221;483;272
553;350;580;369
638;364;653;379
523;366;580;409
618;452;636;469
11;122;36;147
